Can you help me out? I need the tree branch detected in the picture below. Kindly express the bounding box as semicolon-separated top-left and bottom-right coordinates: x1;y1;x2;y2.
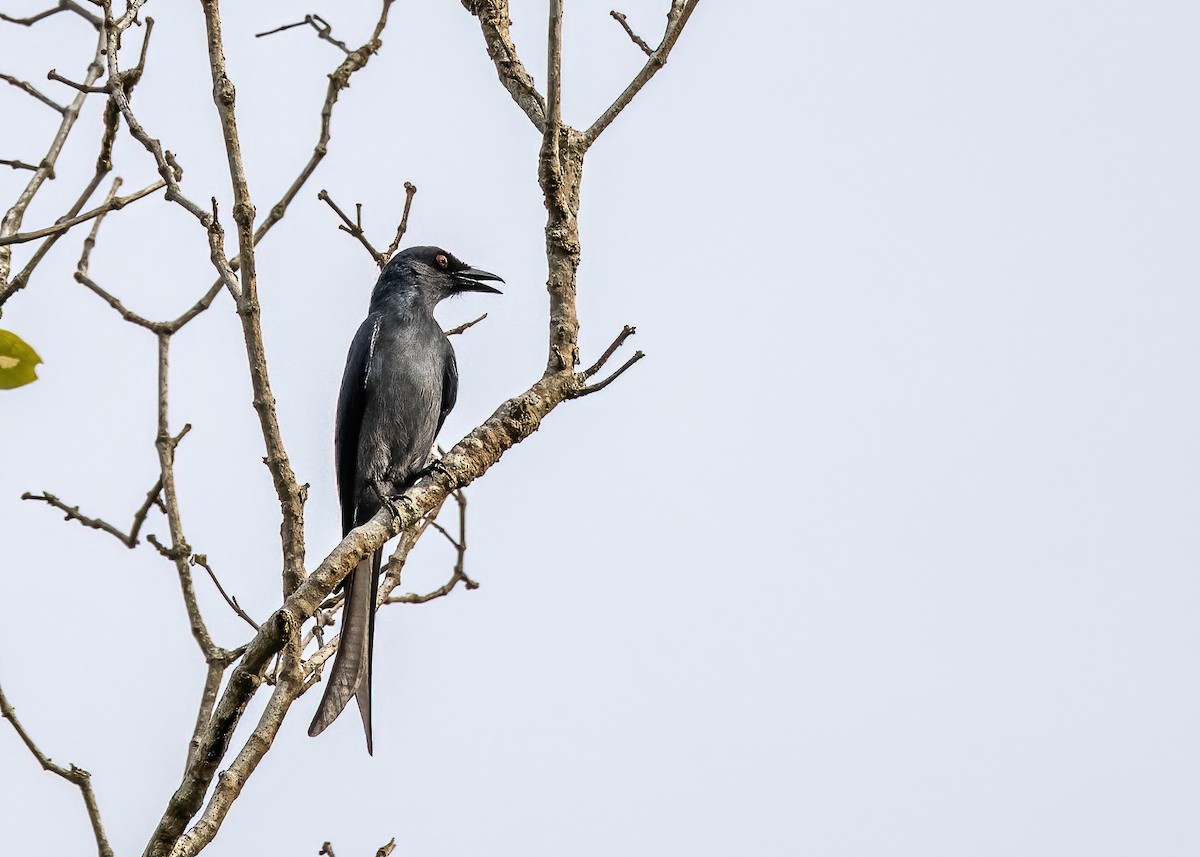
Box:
382;181;418;261
255;15;350;54
0;30;105;301
0;72;66;112
609;10;653;56
459;0;547;131
200;0;308;598
583;0;700;146
444;313;488;336
0;683;113;857
21;478;163;549
0;179;166;246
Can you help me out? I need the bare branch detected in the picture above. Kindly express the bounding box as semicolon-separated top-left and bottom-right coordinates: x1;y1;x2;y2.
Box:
582;324;636;379
318;188;385;264
382;181;418;261
571;350;645;398
460;0;548;131
152;334;222;663
21;478;163;549
0;179;166;246
609;10;653;56
201;0;308;598
157;0;395;336
0;683;113;857
583;0;700;146
0;72;66;112
255;15;350;54
444;313;488;336
0;31;105;301
0;158;40;172
0;0;101;28
46;68;109;94
191;554;260;630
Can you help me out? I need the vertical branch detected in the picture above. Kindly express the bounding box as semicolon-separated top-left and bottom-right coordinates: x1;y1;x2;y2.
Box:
154;334;220;661
199;0;307;597
545;0;563;163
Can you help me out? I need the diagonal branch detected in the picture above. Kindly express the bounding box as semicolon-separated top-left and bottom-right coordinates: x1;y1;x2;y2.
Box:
1;72;66;112
459;0;547;131
318;189;385;263
583;0;700;146
444;313;487;336
0;30;105;301
0;683;113;857
609;10;653;56
0;179;166;246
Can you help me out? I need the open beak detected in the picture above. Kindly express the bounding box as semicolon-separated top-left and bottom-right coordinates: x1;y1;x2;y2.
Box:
454;266;504;295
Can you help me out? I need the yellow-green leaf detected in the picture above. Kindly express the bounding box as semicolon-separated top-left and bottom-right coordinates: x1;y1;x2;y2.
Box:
0;329;43;389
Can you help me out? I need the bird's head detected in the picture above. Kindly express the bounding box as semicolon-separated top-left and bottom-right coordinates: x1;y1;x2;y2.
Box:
372;245;503;312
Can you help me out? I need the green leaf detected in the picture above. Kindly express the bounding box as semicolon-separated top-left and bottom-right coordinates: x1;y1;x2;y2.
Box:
0;329;43;389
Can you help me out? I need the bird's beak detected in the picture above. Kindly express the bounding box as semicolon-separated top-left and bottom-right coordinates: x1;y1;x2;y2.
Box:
454;266;504;295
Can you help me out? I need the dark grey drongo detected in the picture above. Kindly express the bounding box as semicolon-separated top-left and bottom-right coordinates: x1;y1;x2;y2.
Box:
307;245;503;754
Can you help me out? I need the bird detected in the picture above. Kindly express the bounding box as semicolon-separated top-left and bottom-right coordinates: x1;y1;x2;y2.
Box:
308;245;503;754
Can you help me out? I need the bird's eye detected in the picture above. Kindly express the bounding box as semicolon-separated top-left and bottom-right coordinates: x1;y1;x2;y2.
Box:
436;254;449;269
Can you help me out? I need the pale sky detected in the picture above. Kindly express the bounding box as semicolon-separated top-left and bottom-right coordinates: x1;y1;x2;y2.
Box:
2;2;1199;855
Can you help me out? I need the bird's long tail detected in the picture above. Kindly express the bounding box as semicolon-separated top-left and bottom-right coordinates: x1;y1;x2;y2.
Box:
307;548;382;754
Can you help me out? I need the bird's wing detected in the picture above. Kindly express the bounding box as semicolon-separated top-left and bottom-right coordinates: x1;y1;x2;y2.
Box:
436;346;458;438
335;316;378;536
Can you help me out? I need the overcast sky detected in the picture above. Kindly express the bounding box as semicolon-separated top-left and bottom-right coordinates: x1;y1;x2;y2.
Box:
3;1;1199;855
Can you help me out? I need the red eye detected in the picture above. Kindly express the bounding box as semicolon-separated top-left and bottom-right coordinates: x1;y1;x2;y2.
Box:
436;254;449;269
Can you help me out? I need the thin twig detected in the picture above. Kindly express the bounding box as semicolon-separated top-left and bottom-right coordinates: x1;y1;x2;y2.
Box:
0;159;40;172
609;10;653;56
444;313;488;336
382;181;417;261
191;554;260;630
0;683;113;857
582;324;636;378
317;188;385;264
570;350;645;398
0;72;66;112
0;0;101;28
0;30;105;303
21;477;163;549
255;15;350;53
0;179;165;246
46;68;108;94
583;0;700;146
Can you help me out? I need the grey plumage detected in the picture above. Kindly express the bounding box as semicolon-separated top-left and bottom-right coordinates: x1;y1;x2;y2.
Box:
308;245;502;753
